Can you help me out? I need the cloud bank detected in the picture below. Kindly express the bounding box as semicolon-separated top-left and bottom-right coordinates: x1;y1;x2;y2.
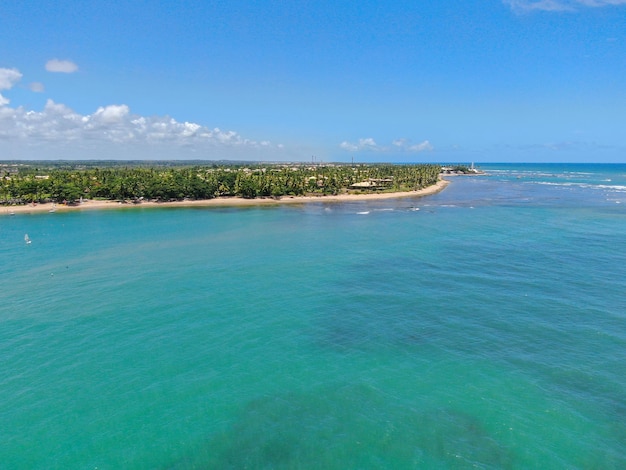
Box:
0;100;281;158
0;67;283;159
0;68;23;106
504;0;626;12
340;137;433;153
45;59;79;73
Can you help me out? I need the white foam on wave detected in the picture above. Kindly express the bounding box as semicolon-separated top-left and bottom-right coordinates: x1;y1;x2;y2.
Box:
598;184;626;191
534;181;626;192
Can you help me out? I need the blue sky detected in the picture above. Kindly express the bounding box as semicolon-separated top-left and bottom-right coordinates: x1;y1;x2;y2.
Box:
1;0;625;162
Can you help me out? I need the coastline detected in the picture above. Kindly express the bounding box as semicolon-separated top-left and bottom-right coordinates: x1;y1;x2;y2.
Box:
2;178;449;216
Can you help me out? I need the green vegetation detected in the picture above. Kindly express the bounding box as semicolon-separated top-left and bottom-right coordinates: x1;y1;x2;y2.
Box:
440;164;483;175
0;161;441;205
451;165;470;172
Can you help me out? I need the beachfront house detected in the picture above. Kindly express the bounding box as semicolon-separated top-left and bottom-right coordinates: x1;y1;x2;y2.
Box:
349;178;393;190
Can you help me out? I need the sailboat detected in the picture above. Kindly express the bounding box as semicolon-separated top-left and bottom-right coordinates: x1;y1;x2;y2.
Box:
24;234;31;244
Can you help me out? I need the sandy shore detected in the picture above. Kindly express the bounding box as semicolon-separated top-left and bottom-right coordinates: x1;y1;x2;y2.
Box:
2;179;449;216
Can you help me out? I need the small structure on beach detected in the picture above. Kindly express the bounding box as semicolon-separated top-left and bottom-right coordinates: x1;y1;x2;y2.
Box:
350;181;378;189
349;178;393;190
440;164;484;175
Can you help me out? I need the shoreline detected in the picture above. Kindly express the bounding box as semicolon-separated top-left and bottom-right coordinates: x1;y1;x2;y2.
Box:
2;179;449;216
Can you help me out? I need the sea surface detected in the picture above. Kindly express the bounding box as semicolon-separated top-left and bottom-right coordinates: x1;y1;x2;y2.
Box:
1;163;625;469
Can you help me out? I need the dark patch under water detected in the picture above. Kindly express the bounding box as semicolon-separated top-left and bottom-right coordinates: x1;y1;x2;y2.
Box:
168;384;513;469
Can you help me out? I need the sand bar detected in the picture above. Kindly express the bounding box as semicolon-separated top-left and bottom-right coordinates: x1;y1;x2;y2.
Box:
2;179;449;216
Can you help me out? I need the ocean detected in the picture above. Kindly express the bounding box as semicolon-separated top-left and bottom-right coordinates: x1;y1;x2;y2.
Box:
1;163;625;469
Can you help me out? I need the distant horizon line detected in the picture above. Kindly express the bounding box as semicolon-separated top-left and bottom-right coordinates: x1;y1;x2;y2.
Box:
1;159;623;165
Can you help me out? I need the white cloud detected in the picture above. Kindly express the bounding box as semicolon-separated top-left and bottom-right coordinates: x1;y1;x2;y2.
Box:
341;137;433;153
0;68;22;90
0;67;22;106
392;139;434;152
0;99;284;159
29;82;45;92
340;138;380;152
0;66;284;159
92;104;130;123
504;0;626;12
45;59;79;73
339;141;358;152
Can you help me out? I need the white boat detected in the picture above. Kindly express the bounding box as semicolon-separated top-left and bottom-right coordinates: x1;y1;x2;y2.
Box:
24;234;31;244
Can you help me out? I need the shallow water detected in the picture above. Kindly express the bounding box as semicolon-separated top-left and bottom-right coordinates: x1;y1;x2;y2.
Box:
1;164;625;469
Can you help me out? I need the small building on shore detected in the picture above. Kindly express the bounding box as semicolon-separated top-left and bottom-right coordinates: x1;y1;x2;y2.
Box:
440;164;484;175
349;178;393;190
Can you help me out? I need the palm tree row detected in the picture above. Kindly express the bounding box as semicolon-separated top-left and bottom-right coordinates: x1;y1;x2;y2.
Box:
1;163;441;204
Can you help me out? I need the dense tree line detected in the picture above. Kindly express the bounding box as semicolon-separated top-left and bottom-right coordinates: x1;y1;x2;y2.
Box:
0;163;441;204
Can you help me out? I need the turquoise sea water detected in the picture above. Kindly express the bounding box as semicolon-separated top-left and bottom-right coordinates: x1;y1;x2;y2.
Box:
1;163;625;469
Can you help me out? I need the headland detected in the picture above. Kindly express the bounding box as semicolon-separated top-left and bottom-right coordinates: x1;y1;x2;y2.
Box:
3;179;449;215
